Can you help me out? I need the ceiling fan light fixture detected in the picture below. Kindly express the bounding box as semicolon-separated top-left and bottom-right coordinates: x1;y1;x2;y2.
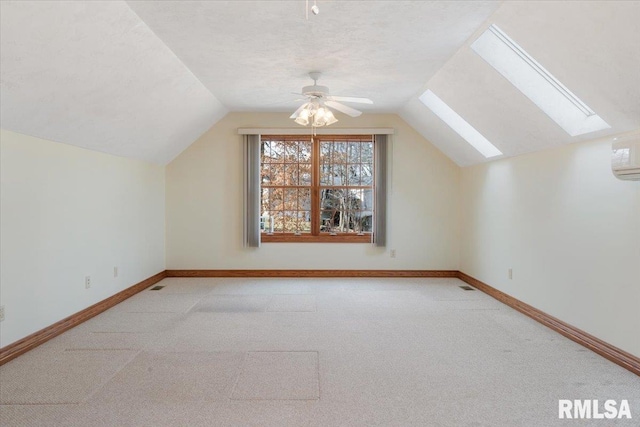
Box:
323;109;338;125
295;115;309;126
293;103;338;127
295;105;311;126
291;72;370;127
308;101;319;116
314;106;328;126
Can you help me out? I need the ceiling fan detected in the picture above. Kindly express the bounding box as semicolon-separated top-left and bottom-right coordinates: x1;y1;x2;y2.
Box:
290;72;373;127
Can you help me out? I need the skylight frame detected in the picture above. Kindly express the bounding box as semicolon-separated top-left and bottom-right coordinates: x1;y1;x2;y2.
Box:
471;24;610;137
419;90;503;158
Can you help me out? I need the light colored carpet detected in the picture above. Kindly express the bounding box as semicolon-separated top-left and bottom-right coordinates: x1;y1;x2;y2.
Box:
110;292;204;313
0;349;138;404
90;351;243;403
231;351;320;400
267;295;317;312
1;277;639;426
192;294;272;313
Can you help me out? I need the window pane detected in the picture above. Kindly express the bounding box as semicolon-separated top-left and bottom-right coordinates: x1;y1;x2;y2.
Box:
320;188;373;233
299;140;312;162
320;210;337;233
284;164;299;185
268;163;285;185
333;142;347;163
361;142;373;163
261;140;274;163
299;211;312;232
270;141;284;162
358;188;373;211
260;188;269;223
320;163;332;185
282;211;311;233
283;211;298;232
284;140;298;162
361;164;373;185
300;163;312;186
347;164;360;186
269;188;283;211
261;164;271;185
299;188;311;211
320;143;332;164
284;188;298;210
320;209;367;233
332;164;346;185
272;211;284;233
348;142;360;164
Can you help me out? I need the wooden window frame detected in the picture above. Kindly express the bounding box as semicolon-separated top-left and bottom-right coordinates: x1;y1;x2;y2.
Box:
261;134;374;243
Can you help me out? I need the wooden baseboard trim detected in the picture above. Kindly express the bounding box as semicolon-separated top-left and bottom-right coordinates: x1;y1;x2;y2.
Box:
457;271;640;377
165;269;459;278
0;271;167;366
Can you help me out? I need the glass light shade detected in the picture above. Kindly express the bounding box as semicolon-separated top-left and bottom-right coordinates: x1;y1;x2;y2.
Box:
324;109;338;125
295;108;310;126
314;107;328;126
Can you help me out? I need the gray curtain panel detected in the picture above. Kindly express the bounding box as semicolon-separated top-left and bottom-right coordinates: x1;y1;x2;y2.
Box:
243;134;261;247
374;134;388;247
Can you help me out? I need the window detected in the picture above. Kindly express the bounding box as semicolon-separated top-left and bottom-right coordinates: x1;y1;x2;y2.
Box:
471;24;609;136
260;135;374;242
419;90;502;158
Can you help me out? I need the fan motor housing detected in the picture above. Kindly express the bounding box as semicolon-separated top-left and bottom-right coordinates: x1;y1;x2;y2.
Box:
302;85;329;97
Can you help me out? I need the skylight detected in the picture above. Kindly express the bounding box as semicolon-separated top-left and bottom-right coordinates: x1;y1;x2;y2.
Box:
419;90;502;158
471;24;610;137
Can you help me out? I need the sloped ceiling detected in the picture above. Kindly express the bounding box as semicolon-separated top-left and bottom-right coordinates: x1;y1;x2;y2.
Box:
401;1;640;166
0;1;227;164
1;1;639;166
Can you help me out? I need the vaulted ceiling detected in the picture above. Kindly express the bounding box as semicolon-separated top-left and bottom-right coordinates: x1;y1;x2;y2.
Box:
1;1;639;165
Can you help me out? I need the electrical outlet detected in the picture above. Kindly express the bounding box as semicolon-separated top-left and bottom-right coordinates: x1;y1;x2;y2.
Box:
85;276;91;289
508;268;513;280
390;249;396;258
0;305;5;322
114;266;118;278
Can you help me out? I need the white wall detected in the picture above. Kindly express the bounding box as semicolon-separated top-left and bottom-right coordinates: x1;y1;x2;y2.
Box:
166;113;460;270
0;130;165;347
460;136;640;357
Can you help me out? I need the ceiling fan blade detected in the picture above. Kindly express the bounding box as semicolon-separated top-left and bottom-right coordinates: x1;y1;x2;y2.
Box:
290;102;309;119
325;100;362;117
327;96;373;105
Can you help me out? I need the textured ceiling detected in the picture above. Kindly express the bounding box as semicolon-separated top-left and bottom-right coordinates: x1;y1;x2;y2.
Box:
126;0;499;113
0;1;227;164
1;1;639;166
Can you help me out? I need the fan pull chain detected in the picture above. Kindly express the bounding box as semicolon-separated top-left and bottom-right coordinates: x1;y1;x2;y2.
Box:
305;0;319;20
